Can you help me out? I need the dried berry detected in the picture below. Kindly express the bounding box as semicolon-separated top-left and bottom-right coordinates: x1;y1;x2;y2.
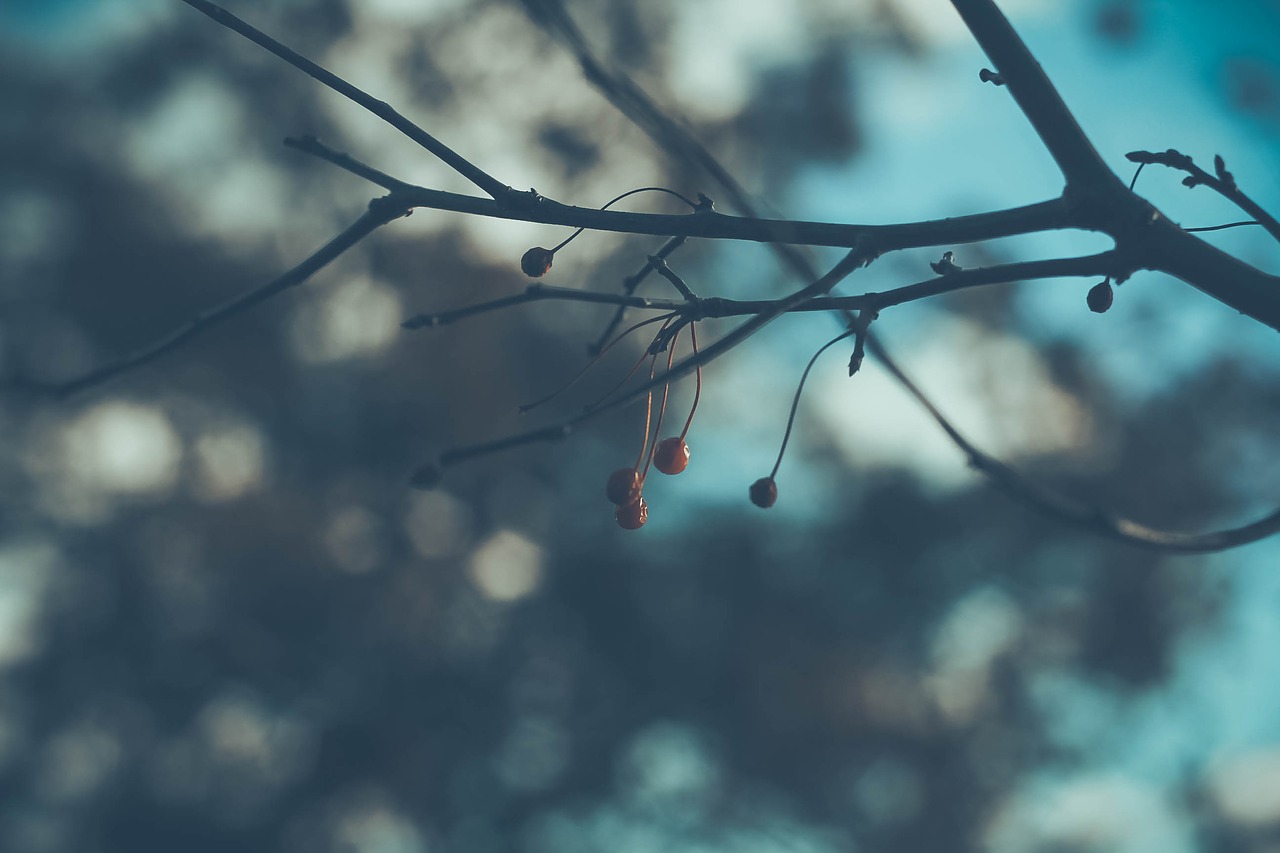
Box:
749;477;778;509
652;437;690;475
1087;280;1113;313
520;246;554;278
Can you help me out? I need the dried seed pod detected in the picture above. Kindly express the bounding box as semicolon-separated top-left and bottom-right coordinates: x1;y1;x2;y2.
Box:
652;437;690;475
749;477;778;509
1087;280;1114;313
615;496;648;530
606;467;642;506
520;246;554;278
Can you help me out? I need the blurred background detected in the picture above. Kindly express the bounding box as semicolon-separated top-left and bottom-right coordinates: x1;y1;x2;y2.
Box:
2;0;1280;850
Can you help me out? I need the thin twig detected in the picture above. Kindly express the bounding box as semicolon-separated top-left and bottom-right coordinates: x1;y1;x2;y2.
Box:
401;285;677;329
33;194;413;397
402;253;1119;330
1126;149;1280;245
589;236;688;355
866;334;1280;554
1184;220;1260;234
517;0;818;280
178;0;516;203
284;135;411;192
951;0;1119;190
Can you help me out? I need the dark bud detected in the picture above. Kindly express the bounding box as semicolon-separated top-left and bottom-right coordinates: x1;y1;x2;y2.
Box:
848;330;869;377
1087;280;1114;313
930;251;961;275
749;477;778;509
978;68;1005;86
520;247;554;278
606;467;642;506
1214;154;1236;190
615;496;648;530
848;351;864;377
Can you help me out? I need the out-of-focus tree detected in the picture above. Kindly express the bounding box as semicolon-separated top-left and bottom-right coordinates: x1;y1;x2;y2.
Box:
1;1;1279;851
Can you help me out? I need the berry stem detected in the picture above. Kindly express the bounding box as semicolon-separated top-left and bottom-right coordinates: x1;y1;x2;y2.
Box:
584;316;674;417
634;345;660;472
549;187;702;254
678;323;701;441
768;328;858;479
519;312;676;413
641;328;681;479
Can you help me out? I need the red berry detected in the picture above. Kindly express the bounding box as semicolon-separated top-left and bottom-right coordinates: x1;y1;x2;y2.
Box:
1087;281;1113;313
749;477;777;508
606;467;642;506
520;247;554;278
652;437;690;475
615;496;648;530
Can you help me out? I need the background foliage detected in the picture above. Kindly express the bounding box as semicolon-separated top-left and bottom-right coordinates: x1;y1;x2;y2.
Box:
2;0;1280;850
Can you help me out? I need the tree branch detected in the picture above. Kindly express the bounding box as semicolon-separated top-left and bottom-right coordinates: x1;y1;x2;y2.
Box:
1126;149;1280;246
867;334;1280;554
178;0;518;203
949;0;1119;190
51;0;1275;553
23;194;413;397
401;253;1119;330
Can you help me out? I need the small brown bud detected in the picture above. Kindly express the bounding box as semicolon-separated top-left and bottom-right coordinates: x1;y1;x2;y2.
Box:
749;477;778;509
1087;280;1114;313
520;247;554;278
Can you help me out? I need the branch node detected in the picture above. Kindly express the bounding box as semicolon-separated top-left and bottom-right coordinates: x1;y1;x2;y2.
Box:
502;187;544;211
367;194;413;222
978;67;1005;86
930;251;962;275
1213;154;1236;191
847;310;878;376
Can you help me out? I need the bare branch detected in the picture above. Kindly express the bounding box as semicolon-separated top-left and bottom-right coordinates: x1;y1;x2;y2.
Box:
1148;218;1280;333
24;194;413;397
589;236;688;355
178;0;517;203
401;284;676;329
516;0;817;280
866;334;1280;554
950;0;1119;190
284;135;410;192
1126;149;1280;245
407;251;1114;479
66;0;1277;552
401;253;1119;331
390;185;1082;254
